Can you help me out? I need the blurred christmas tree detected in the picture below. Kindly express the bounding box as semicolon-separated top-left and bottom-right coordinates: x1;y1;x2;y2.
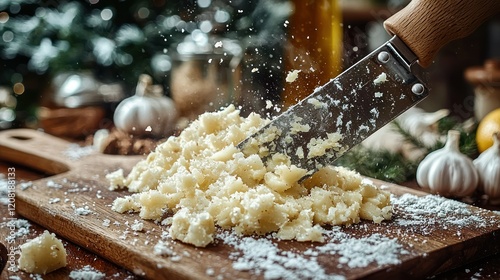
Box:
0;0;291;126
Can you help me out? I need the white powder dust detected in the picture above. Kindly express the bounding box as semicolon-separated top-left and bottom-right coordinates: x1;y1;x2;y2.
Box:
0;174;10;205
217;227;409;280
309;233;408;268
2;219;31;243
392;193;488;231
64;144;95;160
218;231;345;280
69;265;106;280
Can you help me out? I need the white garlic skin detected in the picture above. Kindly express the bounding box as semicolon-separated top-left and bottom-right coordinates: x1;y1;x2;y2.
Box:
473;132;500;203
362;107;449;161
416;130;478;197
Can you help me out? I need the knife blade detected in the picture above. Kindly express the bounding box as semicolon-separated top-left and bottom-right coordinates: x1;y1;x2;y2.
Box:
238;36;426;177
238;0;500;178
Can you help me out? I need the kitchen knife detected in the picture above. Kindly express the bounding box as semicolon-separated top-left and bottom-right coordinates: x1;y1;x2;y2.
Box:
238;0;500;178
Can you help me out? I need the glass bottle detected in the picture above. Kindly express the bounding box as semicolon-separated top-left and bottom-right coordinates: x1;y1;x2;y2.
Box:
282;0;343;107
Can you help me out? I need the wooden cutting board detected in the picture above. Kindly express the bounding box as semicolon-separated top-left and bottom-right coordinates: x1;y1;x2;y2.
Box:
1;129;499;280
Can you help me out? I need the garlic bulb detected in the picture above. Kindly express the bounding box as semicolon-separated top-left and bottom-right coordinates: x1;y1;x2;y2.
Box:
473;132;500;204
398;107;450;147
416;130;478;197
113;74;178;138
362;107;449;161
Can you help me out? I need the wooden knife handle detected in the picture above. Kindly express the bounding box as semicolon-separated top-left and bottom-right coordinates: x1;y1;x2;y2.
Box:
384;0;500;67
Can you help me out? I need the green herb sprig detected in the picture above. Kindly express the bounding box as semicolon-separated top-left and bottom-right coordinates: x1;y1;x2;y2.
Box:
335;116;478;184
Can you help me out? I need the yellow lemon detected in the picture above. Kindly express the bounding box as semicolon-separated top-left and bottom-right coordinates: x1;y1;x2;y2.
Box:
476;108;500;153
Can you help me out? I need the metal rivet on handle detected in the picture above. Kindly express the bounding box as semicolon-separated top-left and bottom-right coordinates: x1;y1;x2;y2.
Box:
412;83;425;95
377;51;390;63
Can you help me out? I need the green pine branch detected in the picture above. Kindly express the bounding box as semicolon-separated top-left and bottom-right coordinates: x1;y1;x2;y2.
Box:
335;116;478;184
335;147;419;184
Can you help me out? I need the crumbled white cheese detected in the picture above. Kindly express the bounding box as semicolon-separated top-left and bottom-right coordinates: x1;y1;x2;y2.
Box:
102;219;111;227
206;268;215;276
214;41;223;48
307;97;327;109
373;72;388;85
131;220;144;232
19;181;33;190
46;180;62;189
48;198;61;204
306;133;344;159
290;117;311;134
96;190;103;199
153;241;175;256
18;230;67;274
285;70;301;83
72;203;92;216
296;147;304;159
265;100;273;109
106;169;126;191
109;105;392;247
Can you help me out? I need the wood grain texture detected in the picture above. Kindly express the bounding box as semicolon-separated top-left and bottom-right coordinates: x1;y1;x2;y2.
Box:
384;0;500;67
1;129;500;280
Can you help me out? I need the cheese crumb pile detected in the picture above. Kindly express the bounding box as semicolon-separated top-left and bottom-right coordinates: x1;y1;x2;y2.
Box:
108;105;392;247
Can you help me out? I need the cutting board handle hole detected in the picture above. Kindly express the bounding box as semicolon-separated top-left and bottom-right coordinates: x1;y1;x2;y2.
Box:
10;135;32;141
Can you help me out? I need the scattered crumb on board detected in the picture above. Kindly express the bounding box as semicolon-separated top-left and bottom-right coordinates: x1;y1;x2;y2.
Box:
5;149;500;279
69;265;106;280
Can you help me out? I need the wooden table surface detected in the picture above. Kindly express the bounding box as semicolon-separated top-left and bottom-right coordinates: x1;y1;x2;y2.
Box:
1;154;499;279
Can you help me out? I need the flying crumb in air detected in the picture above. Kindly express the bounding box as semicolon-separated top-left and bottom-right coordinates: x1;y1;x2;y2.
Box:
286;70;301;83
265;100;273;109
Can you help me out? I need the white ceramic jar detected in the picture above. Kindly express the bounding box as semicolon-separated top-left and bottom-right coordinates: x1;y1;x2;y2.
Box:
465;59;500;121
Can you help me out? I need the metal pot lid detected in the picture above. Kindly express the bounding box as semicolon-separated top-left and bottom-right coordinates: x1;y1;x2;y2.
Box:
53;72;125;108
